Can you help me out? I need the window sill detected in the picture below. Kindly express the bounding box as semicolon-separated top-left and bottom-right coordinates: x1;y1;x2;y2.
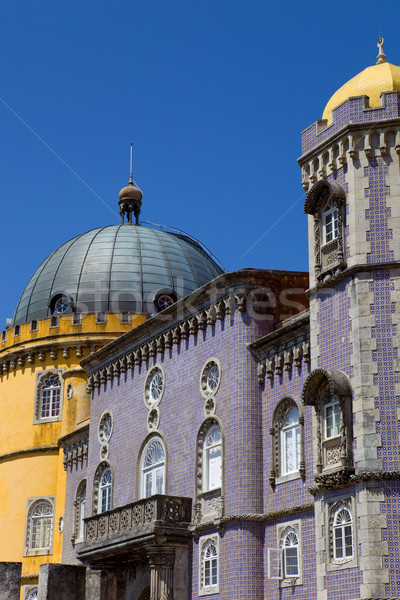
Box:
275;472;301;485
199;585;219;596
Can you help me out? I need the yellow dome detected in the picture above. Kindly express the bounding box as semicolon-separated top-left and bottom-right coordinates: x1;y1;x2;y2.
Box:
323;60;400;123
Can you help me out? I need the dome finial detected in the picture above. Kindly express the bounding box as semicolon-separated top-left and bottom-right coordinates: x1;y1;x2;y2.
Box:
377;37;387;64
118;143;143;225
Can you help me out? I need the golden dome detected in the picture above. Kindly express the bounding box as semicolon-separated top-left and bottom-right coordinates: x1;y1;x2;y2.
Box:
323;42;400;123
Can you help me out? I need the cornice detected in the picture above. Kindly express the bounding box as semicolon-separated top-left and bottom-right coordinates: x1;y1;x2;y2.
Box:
190;501;314;534
82;269;309;384
307;261;400;295
0;445;58;463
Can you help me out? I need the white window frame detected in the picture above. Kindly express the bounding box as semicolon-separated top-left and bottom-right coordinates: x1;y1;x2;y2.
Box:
322;202;339;245
23;585;38;600
282;529;300;578
269;520;303;586
24;496;55;556
324;397;341;440
74;479;86;543
99;467;112;513
34;369;64;424
141;437;166;499
281;406;301;475
333;506;354;562
199;534;219;595
203;424;222;492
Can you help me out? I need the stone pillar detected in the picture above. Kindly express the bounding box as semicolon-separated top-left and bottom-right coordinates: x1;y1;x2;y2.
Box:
147;547;175;600
37;564;86;600
0;563;21;600
86;569;118;600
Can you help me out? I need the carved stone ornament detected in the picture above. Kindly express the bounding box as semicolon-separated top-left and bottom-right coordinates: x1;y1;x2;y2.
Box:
269;397;305;488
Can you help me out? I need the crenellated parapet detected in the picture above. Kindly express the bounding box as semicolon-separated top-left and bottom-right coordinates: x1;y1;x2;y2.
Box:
300;121;400;192
301;91;400;156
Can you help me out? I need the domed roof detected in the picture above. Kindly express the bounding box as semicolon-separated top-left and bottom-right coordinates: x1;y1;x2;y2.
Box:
323;41;400;123
12;224;223;326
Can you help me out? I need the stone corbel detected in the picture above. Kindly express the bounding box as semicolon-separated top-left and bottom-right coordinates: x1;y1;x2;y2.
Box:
163;330;172;349
180;321;189;340
265;357;275;380
142;344;149;362
349;134;357;159
275;354;283;377
18;355;25;367
235;293;247;313
38;351;45;361
119;356;127;374
112;361;120;378
364;133;372;158
134;349;142;365
106;365;113;381
62;347;69;359
50;348;57;360
257;360;266;385
172;326;181;345
197;312;207;331
215;300;225;321
188;317;198;336
302;341;310;363
27;352;35;364
86;375;94;393
93;372;100;389
126;352;135;370
99;368;106;385
379;132;387;156
148;339;157;357
206;305;216;326
284;349;293;372
293;345;303;368
223;295;235;315
156;336;165;354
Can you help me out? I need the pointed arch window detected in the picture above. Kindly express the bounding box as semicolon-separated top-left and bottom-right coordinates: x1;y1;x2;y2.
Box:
74;480;86;543
203;425;222;492
93;462;113;514
141;438;165;498
270;397;305;487
281;406;301;475
99;467;112;513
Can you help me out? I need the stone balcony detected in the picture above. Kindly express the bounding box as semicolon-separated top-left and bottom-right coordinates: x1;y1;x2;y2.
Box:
77;495;192;566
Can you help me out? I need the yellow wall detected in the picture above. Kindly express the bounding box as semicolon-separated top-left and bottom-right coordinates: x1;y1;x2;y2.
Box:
0;312;145;587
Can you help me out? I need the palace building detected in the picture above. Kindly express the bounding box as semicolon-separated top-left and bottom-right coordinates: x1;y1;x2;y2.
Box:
2;40;400;600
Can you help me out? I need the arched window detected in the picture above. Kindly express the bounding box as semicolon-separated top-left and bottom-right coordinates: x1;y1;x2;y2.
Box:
141;438;165;498
203;425;222;492
333;506;353;560
99;467;112;513
30;500;53;550
74;480;86;543
199;536;219;593
24;588;38;600
93;462;112;514
281;406;301;475
270;397;304;487
34;371;63;423
282;529;299;578
322;202;338;244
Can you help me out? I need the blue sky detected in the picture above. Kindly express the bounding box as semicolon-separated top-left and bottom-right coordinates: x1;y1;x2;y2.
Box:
0;1;398;324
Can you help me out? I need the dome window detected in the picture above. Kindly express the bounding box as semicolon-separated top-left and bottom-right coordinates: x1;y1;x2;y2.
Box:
49;293;73;316
154;290;177;313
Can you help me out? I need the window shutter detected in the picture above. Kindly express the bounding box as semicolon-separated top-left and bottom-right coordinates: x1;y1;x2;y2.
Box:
267;548;282;580
209;454;222;489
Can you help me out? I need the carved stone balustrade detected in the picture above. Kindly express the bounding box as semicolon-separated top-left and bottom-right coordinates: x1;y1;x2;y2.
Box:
77;495;192;566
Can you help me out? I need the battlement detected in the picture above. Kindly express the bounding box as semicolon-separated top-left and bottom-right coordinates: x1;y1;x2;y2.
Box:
301;91;400;155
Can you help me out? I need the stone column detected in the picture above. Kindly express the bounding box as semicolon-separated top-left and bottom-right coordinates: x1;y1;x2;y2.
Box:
147;547;175;600
86;569;118;600
0;563;21;600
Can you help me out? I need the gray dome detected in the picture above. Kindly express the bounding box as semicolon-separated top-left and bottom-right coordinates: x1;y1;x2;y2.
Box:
13;224;223;325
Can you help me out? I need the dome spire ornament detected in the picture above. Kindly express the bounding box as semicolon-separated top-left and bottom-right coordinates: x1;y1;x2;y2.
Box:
118;143;143;225
376;37;387;64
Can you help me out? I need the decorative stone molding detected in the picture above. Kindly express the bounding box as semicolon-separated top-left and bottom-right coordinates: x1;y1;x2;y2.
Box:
0;342;90;378
269;396;306;489
194;417;224;525
191;502;314;534
63;436;89;470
